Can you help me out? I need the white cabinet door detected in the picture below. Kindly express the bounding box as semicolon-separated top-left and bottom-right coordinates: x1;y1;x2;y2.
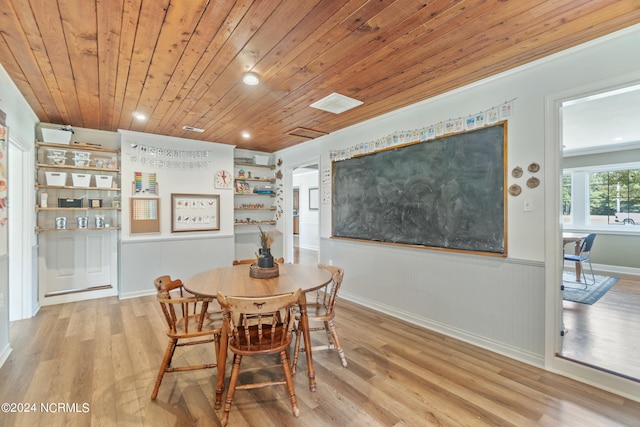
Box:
38;230;118;304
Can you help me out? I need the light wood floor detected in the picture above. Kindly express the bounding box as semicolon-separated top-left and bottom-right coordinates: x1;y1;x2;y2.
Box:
292;235;318;266
2;291;640;426
561;274;640;381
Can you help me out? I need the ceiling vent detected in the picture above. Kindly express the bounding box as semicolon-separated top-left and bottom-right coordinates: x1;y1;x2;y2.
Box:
182;125;204;132
287;127;328;139
310;92;363;114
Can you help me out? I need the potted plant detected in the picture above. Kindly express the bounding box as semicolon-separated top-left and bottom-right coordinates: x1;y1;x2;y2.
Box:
257;226;275;268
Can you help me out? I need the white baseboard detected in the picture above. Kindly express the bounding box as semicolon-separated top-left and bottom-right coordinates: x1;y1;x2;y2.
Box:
340;291;544;368
40;287;117;306
566;263;640;279
299;243;319;251
0;343;12;369
592;263;640;278
119;288;156;300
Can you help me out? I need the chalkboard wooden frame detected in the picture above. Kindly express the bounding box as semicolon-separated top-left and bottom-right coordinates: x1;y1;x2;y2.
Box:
331;122;507;257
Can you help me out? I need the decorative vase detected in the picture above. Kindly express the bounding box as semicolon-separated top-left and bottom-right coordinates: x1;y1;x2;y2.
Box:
258;248;274;268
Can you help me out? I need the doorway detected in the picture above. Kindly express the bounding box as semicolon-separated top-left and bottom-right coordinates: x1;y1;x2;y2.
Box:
8;139;33;320
292;165;319;265
557;82;640;382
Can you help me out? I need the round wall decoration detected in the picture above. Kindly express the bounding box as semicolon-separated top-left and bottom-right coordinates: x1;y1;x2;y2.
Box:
527;177;540;188
509;184;522;196
512;166;523;178
528;162;540;173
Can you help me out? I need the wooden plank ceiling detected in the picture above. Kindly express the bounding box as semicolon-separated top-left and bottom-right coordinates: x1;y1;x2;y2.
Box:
1;0;639;152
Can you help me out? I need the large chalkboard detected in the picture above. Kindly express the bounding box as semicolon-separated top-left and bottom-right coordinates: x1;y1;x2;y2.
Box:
332;123;507;256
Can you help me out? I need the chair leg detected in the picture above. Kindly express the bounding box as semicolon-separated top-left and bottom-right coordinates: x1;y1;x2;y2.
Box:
323;320;333;344
587;260;596;285
291;323;302;374
580;261;596;288
327;319;348;368
221;354;243;427
151;338;177;400
279;350;300;417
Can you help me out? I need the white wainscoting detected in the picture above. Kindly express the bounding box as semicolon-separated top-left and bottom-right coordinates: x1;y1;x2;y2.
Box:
321;237;546;367
120;234;235;298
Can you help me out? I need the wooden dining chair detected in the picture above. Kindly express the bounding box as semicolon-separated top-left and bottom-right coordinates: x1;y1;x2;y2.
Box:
232;258;254;265
151;275;223;400
233;257;284;265
292;264;347;373
216;288;302;426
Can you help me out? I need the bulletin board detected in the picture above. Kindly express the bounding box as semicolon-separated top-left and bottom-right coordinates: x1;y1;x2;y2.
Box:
130;197;160;234
171;193;220;233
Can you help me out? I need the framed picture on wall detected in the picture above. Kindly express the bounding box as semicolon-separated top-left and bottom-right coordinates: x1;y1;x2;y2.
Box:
171;193;220;232
309;187;319;210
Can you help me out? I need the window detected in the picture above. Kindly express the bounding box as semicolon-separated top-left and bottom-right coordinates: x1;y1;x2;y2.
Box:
562;173;572;224
588;171;617;225
592;169;640;225
565;166;640;227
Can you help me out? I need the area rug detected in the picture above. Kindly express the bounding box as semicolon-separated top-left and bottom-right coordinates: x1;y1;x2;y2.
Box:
562;271;619;305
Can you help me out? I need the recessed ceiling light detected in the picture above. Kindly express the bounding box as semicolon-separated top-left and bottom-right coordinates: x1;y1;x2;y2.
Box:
183;125;204;133
133;112;146;121
242;72;260;86
241;131;251;139
310;92;363;114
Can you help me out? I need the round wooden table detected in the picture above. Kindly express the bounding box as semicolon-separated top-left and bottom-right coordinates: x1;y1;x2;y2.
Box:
184;263;332;297
183;263;332;408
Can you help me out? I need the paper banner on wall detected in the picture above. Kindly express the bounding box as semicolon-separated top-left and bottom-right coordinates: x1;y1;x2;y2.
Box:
328;99;515;162
124;139;213;171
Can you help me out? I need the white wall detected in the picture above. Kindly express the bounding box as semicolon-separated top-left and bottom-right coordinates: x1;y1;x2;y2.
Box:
293;168;319;250
0;64;38;367
118;130;235;297
277;24;640;381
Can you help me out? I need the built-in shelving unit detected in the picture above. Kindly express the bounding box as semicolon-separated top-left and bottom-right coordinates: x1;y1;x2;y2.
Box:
233;160;277;227
233;152;282;260
35;124;121;305
35;141;121;233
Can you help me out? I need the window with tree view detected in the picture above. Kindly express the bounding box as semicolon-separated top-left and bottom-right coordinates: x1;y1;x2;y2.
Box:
589;169;640;225
562;173;572;224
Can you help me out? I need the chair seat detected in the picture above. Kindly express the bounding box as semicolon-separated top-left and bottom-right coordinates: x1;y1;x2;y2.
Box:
564;254;588;262
230;323;290;354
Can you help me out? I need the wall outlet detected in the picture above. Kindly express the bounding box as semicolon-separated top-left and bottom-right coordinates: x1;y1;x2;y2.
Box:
524;199;533;212
0;292;4;309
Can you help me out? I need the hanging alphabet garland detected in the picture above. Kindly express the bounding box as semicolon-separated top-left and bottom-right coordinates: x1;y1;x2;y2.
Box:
124;142;213;171
329;99;515;162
